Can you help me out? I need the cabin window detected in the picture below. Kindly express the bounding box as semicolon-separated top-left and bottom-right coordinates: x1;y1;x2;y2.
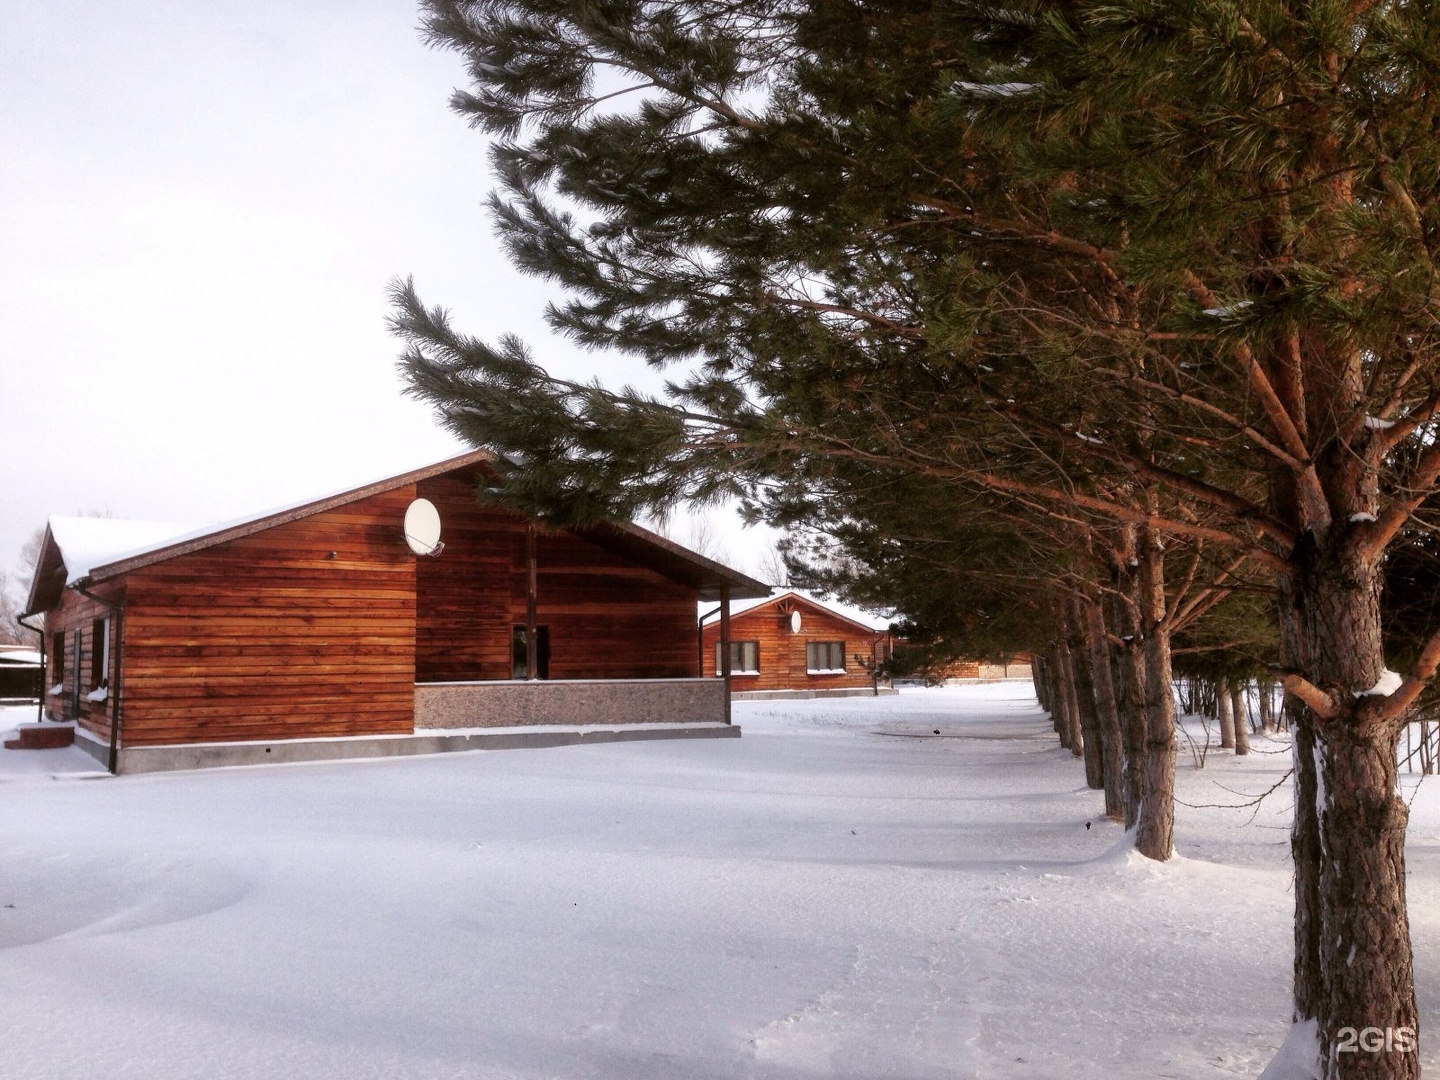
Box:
806;641;846;674
511;625;550;679
51;632;65;682
91;617;110;687
714;641;759;676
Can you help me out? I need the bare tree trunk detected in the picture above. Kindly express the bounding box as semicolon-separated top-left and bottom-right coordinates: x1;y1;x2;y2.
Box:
1231;683;1250;756
1217;677;1236;749
1135;528;1175;862
1085;598;1126;821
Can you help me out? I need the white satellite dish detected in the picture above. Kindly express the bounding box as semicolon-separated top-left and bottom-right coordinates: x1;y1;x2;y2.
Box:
789;611;802;633
403;498;444;556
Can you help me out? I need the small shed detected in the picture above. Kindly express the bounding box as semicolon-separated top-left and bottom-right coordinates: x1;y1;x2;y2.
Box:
0;645;43;701
699;591;895;699
22;452;769;772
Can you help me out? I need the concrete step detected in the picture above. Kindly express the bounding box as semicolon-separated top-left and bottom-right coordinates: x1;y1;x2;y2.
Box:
4;723;76;750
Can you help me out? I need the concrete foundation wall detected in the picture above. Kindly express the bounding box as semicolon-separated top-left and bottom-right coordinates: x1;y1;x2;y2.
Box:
415;677;727;729
977;663;1033;680
732;686;898;702
104;723;739;775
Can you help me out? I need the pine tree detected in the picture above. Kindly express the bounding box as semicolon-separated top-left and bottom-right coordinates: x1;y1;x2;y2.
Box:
400;3;1440;1074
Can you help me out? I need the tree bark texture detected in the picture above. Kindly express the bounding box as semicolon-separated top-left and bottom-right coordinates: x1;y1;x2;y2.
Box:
1293;534;1418;1079
1135;529;1175;862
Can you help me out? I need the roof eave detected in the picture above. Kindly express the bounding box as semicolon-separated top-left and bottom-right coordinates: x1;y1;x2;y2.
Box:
20;524;63;618
596;521;771;601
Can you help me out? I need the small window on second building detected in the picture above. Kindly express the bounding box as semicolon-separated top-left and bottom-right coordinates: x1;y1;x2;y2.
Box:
806;641;846;673
714;641;759;675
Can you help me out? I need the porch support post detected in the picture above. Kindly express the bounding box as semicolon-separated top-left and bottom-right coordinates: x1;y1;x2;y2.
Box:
18;613;44;724
525;524;538;681
719;586;732;724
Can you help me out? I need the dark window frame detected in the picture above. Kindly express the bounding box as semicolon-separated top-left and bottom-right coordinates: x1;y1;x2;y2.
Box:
91;617;110;688
714;640;760;675
806;640;847;674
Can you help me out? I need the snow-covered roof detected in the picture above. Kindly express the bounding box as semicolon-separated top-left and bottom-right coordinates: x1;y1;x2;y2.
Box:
705;589;894;633
0;646;43;666
25;449;769;612
48;516;197;587
42;450;498;592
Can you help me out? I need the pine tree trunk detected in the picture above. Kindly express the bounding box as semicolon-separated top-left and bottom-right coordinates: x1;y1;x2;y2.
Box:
1292;538;1417;1079
1050;645;1071;749
1135;529;1175;862
1217;677;1236;749
1109;583;1147;831
1085;599;1126;821
1067;600;1105;790
1032;654;1051;714
1258;678;1275;732
1057;639;1084;758
1231;684;1250;756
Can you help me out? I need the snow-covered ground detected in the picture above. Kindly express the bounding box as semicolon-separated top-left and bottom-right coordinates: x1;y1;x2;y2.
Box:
2;684;1437;1079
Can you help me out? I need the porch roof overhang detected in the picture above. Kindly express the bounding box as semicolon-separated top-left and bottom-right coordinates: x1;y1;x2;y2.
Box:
575;521;769;602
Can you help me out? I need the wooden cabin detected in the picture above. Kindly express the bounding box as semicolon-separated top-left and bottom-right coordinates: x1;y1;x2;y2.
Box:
22;452;769;772
890;648;1034;684
699;591;894;699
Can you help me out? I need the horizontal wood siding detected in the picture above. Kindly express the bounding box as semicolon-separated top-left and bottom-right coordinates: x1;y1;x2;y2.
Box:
415;473;699;682
413;474;519;682
118;488;417;746
702;599;881;692
537;527;698;679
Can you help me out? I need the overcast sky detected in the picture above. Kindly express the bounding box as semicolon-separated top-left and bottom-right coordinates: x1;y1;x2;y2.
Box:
1;0;774;594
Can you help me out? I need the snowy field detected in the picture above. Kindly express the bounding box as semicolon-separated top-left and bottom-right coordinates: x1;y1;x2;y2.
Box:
3;684;1438;1079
